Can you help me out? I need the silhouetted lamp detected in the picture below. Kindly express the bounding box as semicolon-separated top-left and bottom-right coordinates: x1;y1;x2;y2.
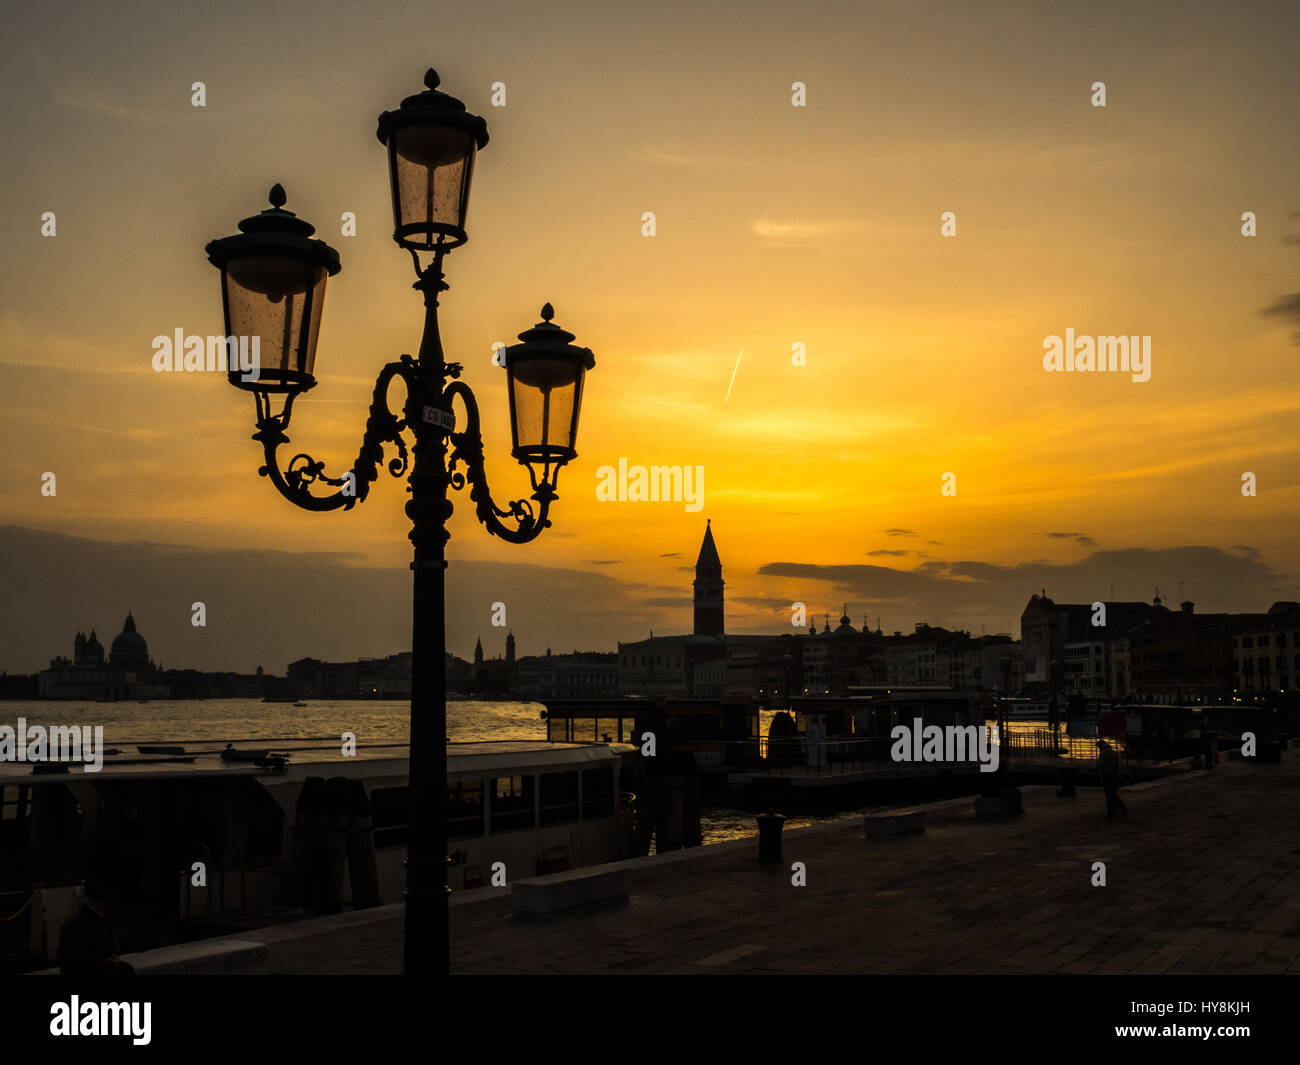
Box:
204;184;341;396
376;68;489;252
201;67;595;979
503;304;596;496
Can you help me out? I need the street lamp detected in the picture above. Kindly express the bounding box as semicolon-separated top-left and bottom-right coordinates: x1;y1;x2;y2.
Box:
204;67;595;977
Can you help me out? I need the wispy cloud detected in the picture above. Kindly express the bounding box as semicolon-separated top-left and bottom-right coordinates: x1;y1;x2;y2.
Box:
628;143;754;168
750;218;862;244
1047;531;1094;546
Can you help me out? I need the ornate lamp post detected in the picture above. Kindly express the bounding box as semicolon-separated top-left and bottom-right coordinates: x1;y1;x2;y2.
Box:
204;68;595;977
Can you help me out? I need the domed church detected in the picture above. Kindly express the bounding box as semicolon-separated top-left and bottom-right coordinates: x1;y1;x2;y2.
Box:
110;612;151;671
39;612;169;700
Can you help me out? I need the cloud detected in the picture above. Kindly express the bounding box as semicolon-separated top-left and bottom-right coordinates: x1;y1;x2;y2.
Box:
0;525;670;673
1047;531;1095;546
758;545;1298;633
659;552;681;558
749;219;862;244
884;528;917;537
586;559;623;566
627;144;754;168
1259;215;1300;344
867;549;909;557
1260;292;1300;344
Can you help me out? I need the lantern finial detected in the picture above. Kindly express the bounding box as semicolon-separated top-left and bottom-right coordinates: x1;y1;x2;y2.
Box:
269;183;287;209
541;303;554;322
424;68;441;90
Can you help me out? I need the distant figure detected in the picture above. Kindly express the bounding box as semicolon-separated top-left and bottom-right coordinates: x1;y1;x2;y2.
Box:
601;733;612;743
1097;740;1128;820
1202;729;1215;771
1156;723;1170;764
58;883;134;978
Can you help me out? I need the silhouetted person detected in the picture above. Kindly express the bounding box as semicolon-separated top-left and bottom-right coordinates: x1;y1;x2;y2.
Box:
1097;740;1127;820
58;882;134;978
1202;729;1216;770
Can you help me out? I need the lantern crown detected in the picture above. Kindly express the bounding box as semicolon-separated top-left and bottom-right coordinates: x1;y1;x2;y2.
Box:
376;68;490;150
205;185;341;275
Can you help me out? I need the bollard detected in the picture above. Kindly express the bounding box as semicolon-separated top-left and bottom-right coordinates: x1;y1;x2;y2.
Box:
756;808;786;863
1057;766;1076;797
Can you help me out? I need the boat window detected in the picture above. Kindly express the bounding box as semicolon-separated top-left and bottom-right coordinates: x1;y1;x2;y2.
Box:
370;786;408;849
539;771;579;826
449;780;484;839
582;767;614;819
491;775;535;833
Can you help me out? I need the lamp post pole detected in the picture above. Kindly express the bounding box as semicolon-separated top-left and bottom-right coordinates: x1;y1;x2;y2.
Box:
406;259;451;975
204;70;595;978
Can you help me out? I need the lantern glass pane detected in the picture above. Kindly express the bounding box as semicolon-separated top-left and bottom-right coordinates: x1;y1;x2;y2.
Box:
512;364;579;454
392;125;474;245
224;256;327;381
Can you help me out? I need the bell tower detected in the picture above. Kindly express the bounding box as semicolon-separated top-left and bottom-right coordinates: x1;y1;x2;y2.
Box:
693;521;725;636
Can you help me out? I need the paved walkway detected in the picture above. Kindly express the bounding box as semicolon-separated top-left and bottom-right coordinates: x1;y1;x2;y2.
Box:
242;756;1300;974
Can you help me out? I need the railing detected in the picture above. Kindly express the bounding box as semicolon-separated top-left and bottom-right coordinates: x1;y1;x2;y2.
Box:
724;726;1129;778
1003;728;1130;768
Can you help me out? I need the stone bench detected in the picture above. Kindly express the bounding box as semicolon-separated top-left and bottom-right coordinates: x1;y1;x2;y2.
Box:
511;866;629;918
865;810;927;838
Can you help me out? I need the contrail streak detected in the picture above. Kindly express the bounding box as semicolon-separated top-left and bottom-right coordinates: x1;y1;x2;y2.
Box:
724;348;743;404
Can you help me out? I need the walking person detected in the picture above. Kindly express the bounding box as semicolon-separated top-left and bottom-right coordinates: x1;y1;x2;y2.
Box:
1097;739;1128;820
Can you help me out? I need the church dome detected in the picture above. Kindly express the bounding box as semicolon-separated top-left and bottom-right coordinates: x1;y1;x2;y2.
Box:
110;612;149;667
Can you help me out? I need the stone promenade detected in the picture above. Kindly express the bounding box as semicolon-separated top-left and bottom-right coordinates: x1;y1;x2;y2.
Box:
238;756;1300;975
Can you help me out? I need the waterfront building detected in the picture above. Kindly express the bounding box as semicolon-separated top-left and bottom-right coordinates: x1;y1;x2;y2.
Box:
977;635;1022;693
515;650;618;700
1231;602;1300;696
1020;593;1169;688
1063;639;1109;697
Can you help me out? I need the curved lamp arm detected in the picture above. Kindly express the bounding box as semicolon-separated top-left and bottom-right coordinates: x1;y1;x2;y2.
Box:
443;379;554;544
251;359;413;513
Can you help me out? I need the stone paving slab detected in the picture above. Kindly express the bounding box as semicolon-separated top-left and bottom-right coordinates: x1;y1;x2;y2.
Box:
236;757;1300;974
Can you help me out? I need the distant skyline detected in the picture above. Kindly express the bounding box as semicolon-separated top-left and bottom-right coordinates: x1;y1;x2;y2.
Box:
2;1;1298;674
1;523;1296;676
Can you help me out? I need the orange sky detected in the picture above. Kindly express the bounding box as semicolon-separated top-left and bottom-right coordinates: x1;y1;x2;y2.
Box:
2;0;1298;670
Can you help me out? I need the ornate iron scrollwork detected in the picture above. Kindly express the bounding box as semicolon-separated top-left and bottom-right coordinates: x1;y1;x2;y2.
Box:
443;380;553;544
251;360;412;513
